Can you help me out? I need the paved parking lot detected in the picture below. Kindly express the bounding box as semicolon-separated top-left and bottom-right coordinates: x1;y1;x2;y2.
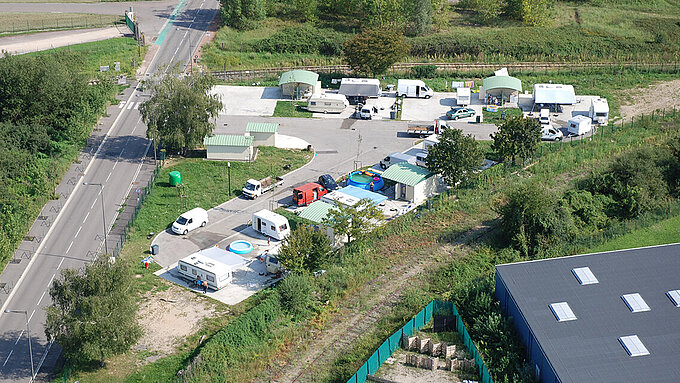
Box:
213;85;282;116
401;91;483;122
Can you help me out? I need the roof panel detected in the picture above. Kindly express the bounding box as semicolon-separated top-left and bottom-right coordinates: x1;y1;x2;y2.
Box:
667;290;680;307
246;122;279;133
572;267;599;285
622;293;651;313
279;70;318;86
298;201;336;224
483;75;522;92
549;302;577;322
203;134;253;147
619;335;650;357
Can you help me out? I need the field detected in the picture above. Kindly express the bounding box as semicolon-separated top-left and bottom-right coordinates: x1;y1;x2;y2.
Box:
0;13;123;35
272;100;314;117
587;215;680;253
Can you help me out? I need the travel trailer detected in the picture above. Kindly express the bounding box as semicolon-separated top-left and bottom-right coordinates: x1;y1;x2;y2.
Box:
568;115;593;136
590;98;609;125
176;247;248;290
252;209;291;240
306;93;349;113
456;87;471;106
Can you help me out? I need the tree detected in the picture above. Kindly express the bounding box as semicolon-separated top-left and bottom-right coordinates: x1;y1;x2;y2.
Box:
220;0;266;30
506;0;554;26
322;199;384;243
278;273;315;319
457;0;506;24
406;0;433;35
45;256;142;367
490;115;541;165
277;224;332;273
425;128;484;187
140;71;222;155
343;28;409;76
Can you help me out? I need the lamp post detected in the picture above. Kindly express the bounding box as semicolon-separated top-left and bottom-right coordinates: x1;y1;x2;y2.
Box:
4;310;33;380
227;162;231;196
83;182;108;255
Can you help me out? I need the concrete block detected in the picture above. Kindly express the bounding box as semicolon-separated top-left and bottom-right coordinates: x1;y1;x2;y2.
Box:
418;337;431;354
443;344;457;359
430;341;442;356
402;334;417;350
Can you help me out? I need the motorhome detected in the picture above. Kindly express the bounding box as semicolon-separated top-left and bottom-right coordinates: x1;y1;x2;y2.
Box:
252;209;291;241
568;115;593;136
590;98;609;125
306;93;349;113
397;79;434;99
338;78;381;104
456;87;471;106
176;247;248;290
171;207;208;235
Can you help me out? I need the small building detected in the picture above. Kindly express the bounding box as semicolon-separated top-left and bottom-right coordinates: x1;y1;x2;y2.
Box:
279;70;319;99
204;134;254;161
481;70;522;105
176;247;249;290
298;200;339;245
533;83;577;112
382;162;436;204
245;122;278;147
495;244;680;383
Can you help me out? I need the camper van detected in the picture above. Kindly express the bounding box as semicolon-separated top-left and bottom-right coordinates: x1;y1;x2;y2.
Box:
338;78;382;105
568;115;593;136
456;87;471;106
379;152;416;170
252;209;291;240
306;93;349;113
397;79;434;99
176;247;248;290
590;98;609;125
172;207;208;235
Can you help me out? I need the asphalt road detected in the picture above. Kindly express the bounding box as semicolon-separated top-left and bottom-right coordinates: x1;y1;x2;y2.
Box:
0;0;219;381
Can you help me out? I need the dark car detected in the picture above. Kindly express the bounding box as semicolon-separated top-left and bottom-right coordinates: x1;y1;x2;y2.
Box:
318;174;339;191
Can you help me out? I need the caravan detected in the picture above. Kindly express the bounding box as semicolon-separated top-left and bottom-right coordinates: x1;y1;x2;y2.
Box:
176;247;248;290
306;93;349;113
252;209;291;240
568;115;593;136
397;79;433;99
456;88;471;106
590;98;609;125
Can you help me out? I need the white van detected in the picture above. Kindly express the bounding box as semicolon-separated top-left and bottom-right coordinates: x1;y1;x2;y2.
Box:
568;115;593;136
397;79;433;99
172;207;208;235
252;209;290;241
456;87;471;106
541;125;563;141
415;150;428;168
306;93;349;113
539;109;551;126
380;152;416;170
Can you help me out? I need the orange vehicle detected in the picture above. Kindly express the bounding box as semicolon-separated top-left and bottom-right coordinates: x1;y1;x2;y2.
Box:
293;182;328;206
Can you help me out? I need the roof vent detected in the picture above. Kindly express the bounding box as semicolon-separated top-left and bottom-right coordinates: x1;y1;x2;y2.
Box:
572;267;598;285
619;335;650;357
621;293;651;313
667;290;680;307
549;302;577;322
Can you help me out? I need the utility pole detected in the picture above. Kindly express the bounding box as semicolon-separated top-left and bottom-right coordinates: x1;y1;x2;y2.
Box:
5;310;34;380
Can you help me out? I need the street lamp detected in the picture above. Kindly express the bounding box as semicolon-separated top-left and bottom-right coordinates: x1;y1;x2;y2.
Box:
227;162;231;196
4;309;34;380
83;182;108;255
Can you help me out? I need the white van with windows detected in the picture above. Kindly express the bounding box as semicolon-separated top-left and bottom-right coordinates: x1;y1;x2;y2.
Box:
252;210;291;241
397;79;434;99
172;207;208;235
380;152;416;170
306;93;349;113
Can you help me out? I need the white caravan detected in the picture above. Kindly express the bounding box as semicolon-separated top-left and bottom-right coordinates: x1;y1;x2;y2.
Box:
252;209;291;241
456;87;471;106
568;115;593;136
306;93;349;113
590;98;609;125
176;247;248;290
172;207;208;235
539;109;551;126
397;79;434;99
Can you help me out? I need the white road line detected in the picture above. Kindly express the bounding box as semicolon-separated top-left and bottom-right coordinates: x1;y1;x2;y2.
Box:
90;198;97;209
126;101;134;110
134;102;140;110
112;161;118;169
118;102;125;109
66;241;74;254
34;340;54;381
14;330;23;345
3;350;12;366
37;291;46;306
28;309;35;323
47;274;55;287
83;211;90;223
106;172;112;182
57;257;64;270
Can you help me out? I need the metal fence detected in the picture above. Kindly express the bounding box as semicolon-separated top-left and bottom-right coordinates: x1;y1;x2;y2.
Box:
345;300;494;383
0;15;123;35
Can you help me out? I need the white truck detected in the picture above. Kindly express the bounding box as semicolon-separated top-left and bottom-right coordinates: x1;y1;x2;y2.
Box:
242;176;284;199
456;87;471;106
397;79;433;99
406;119;448;138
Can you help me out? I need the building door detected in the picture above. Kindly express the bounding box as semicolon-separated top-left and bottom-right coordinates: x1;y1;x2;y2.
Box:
400;184;407;200
257;218;262;232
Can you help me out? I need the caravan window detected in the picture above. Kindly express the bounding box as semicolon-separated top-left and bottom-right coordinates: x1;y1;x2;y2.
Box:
324;102;331;106
179;264;187;271
271;225;275;230
310;101;316;105
280;223;288;231
219;272;231;282
206;274;215;282
191;268;197;275
596;112;607;117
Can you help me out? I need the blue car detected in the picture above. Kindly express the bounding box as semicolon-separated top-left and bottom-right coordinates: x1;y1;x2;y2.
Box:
446;107;476;120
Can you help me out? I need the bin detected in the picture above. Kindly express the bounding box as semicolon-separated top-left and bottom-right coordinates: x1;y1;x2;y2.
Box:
150;244;159;255
390;110;397;119
476;115;483;123
169;171;181;186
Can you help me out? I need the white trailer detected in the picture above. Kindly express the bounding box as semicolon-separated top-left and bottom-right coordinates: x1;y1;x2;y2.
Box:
338;78;381;104
306;93;349;113
397;79;433;99
252;209;291;241
176;247;248;290
568;115;593;136
456;87;471;106
590;98;609;125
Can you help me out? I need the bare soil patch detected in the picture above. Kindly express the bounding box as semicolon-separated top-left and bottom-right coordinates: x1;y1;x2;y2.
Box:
619;78;680;121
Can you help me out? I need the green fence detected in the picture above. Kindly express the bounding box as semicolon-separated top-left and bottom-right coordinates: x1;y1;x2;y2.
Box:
345;300;494;383
0;15;124;35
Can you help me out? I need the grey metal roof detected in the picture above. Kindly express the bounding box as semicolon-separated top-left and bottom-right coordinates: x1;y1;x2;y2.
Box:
495;243;680;383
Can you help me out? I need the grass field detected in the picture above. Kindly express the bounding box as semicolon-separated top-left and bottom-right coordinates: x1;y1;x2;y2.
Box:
587;215;680;253
0;13;122;34
272;101;314;118
482;107;523;125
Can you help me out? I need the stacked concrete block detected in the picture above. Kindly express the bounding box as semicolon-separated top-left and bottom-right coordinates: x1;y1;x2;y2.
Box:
443;343;457;359
429;341;442;356
417;337;431;354
402;334;417;350
405;354;419;367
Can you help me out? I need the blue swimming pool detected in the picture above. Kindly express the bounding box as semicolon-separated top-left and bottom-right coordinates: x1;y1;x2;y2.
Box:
346;170;384;191
229;240;254;254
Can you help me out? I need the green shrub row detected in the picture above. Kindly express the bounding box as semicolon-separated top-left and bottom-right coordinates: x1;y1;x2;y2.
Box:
251;25;347;56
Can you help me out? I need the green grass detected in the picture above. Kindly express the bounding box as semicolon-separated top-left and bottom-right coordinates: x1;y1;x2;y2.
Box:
482;107;523;125
24;37;146;77
0;13;123;35
587;214;680;253
272;101;314;118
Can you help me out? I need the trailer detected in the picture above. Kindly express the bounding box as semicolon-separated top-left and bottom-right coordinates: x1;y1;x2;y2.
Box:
456;87;471;106
176;247;248;290
406;120;448;138
590;98;609;125
242;176;284;199
252;209;291;241
338;78;381;105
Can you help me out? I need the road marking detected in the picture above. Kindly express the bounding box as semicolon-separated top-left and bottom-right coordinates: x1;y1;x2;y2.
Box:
14;330;23;345
126;101;134;110
37;291;46;306
90;198;97;209
28;309;35;323
3;350;12;366
112;161;118;169
34;340;54;380
47;274;55;287
66;241;74;253
155;0;189;46
118;102;125;109
57;258;64;270
134;102;140;110
83;212;90;223
106;172;112;182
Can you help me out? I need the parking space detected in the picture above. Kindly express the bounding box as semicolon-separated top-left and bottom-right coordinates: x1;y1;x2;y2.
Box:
212;85;282;116
401;91;484;122
312;93;398;120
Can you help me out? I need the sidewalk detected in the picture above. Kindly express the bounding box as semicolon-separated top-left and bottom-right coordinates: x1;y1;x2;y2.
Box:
0;27;125;55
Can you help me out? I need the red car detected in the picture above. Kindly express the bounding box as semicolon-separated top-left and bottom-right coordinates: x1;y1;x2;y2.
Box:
293;182;328;206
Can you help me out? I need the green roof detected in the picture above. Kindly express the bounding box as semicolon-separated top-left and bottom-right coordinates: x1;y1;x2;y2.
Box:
483;75;522;92
382;162;433;186
203;134;253;147
299;201;337;224
279;70;319;87
246;122;279;133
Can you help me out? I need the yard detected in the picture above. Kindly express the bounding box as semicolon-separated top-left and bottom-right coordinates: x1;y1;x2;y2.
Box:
273;100;314;118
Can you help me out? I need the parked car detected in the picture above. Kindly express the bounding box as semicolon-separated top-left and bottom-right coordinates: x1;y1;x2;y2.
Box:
318;174;339;191
446;107;476;120
172;208;208;235
293;182;328;206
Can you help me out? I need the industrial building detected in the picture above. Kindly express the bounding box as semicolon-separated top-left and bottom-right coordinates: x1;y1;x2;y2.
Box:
495;244;680;383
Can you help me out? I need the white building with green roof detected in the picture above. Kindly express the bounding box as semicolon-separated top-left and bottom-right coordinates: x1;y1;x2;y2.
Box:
204;134;254;161
382;162;437;204
245;122;278;147
279;70;319;99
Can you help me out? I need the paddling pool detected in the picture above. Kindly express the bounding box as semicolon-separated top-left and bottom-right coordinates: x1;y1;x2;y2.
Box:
347;170;384;191
229;240;254;255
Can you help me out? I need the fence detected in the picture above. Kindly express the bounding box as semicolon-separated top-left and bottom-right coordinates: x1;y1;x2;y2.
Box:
0;15;123;35
345;300;494;383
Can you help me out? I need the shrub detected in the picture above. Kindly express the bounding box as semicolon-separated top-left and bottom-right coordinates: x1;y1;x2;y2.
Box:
562;190;611;230
252;25;345;56
278;273;315;319
410;64;437;78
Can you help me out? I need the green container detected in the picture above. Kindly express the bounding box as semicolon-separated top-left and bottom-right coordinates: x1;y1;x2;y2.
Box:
169;171;181;186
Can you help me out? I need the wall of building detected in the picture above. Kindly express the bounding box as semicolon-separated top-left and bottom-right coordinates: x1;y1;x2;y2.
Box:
206;145;252;161
247;131;276;146
281;83;314;99
413;177;437;204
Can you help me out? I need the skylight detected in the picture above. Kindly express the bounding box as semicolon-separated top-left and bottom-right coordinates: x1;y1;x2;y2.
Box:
619;335;650;357
667;290;680;307
621;293;651;313
572;267;598;285
549;302;577;322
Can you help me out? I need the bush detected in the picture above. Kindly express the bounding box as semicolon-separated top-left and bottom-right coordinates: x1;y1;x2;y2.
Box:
278;273;315;319
562;190;611;230
410;64;437;78
252;25;345;56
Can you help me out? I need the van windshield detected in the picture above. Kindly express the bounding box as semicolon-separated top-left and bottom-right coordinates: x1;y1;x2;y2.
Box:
596;112;607;117
176;216;188;225
244;183;256;191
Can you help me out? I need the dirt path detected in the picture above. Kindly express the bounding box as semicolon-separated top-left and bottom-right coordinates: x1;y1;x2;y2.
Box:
618;78;680;121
